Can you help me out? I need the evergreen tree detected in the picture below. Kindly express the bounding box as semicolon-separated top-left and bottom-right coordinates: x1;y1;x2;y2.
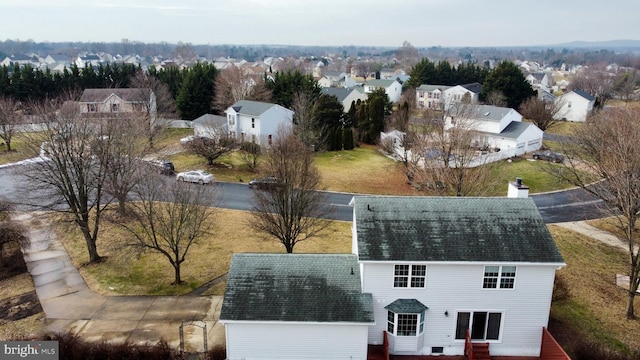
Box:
343;128;355;150
266;70;320;109
175;62;218;120
480;61;535;109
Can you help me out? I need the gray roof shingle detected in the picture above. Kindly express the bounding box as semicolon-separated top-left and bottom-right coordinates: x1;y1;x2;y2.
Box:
220;253;374;323
354;196;564;264
79;88;150;103
229;100;281;116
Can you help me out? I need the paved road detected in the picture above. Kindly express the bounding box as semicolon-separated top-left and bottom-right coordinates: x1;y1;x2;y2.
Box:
0;163;609;223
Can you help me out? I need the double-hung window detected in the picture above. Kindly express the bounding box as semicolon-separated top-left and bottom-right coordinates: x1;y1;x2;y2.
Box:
394;264;426;288
483;265;516;289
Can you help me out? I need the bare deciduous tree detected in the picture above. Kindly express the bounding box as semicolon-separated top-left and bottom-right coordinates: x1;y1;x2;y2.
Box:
406;105;496;196
98;116;151;216
291;90;319;148
182;134;237;166
0;96;24;152
518;96;563;131
213;65;271;112
23;98;113;263
395;41;419;69
249;129;331;253
485;90;507;107
129;72;174;148
120;175;216;285
569;65;615;108
556;107;640;319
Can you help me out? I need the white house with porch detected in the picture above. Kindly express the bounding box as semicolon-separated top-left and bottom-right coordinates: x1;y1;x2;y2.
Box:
351;196;566;357
225;100;294;145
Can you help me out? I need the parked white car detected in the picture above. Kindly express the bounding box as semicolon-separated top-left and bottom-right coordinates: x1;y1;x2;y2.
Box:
175;170;214;185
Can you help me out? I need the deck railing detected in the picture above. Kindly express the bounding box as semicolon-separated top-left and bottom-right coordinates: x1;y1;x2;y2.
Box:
540;327;571;360
464;329;474;360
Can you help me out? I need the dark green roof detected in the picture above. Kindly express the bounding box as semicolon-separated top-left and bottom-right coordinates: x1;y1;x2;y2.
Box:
385;299;428;313
220;253;374;323
353;196;564;264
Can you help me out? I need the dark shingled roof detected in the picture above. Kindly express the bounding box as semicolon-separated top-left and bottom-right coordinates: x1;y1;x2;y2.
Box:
220;253;374;323
354;196;564;264
229;100;281;116
385;299;428;313
572;89;596;101
79;88;150;103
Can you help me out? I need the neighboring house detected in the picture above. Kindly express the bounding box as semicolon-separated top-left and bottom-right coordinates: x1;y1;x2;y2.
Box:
78;88;157;123
351;195;565;357
416;83;482;110
443;82;482;109
446;104;543;159
525;72;553;91
321;87;368;112
416;85;450;109
1;54;37;67
192;114;227;139
75;54;102;68
44;54;71;65
317;71;356;88
220;253;374;360
553;89;595;122
225;100;294;145
364;79;402;103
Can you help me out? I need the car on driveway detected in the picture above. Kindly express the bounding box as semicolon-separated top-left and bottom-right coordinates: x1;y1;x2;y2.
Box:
149;160;175;175
176;170;214;184
248;176;282;190
533;150;564;163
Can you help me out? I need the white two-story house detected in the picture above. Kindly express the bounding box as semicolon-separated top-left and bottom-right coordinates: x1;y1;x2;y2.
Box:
553;89;595;122
225;100;294;146
351;196;566;357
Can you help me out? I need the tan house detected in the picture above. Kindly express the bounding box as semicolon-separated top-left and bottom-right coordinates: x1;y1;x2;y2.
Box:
78;88;157;123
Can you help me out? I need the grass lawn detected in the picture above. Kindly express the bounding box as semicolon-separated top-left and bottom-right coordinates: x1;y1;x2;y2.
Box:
548;225;640;355
0;133;41;165
56;209;351;296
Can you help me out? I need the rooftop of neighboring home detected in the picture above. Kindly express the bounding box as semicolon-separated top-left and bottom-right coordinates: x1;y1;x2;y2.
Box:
352;196;565;264
570;88;596;101
220;253;374;323
459;104;517;122
227;100;284;116
79;88;151;103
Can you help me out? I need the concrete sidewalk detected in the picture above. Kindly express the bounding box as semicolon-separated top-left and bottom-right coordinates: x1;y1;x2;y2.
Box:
15;212;225;353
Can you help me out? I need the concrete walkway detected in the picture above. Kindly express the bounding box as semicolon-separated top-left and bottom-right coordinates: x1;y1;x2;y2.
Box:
554;220;628;251
15;212;225;353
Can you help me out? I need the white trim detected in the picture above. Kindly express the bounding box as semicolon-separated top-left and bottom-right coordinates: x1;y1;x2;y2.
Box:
220;320;375;325
358;260;565;267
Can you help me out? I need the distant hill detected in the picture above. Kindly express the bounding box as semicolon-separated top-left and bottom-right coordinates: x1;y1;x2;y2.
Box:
545;39;640;49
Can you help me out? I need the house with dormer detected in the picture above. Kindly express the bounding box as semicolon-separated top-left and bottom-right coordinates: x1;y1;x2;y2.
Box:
220;253;374;360
416;83;482;110
351;196;565;357
225;100;294;145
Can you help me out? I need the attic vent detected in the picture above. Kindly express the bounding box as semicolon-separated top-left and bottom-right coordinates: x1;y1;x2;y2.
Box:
484;112;490;116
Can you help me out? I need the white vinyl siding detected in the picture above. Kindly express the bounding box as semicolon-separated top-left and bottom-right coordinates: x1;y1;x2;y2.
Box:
225;322;368;360
361;262;558;357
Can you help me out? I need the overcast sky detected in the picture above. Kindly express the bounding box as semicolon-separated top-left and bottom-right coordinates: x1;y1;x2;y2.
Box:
1;0;639;48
